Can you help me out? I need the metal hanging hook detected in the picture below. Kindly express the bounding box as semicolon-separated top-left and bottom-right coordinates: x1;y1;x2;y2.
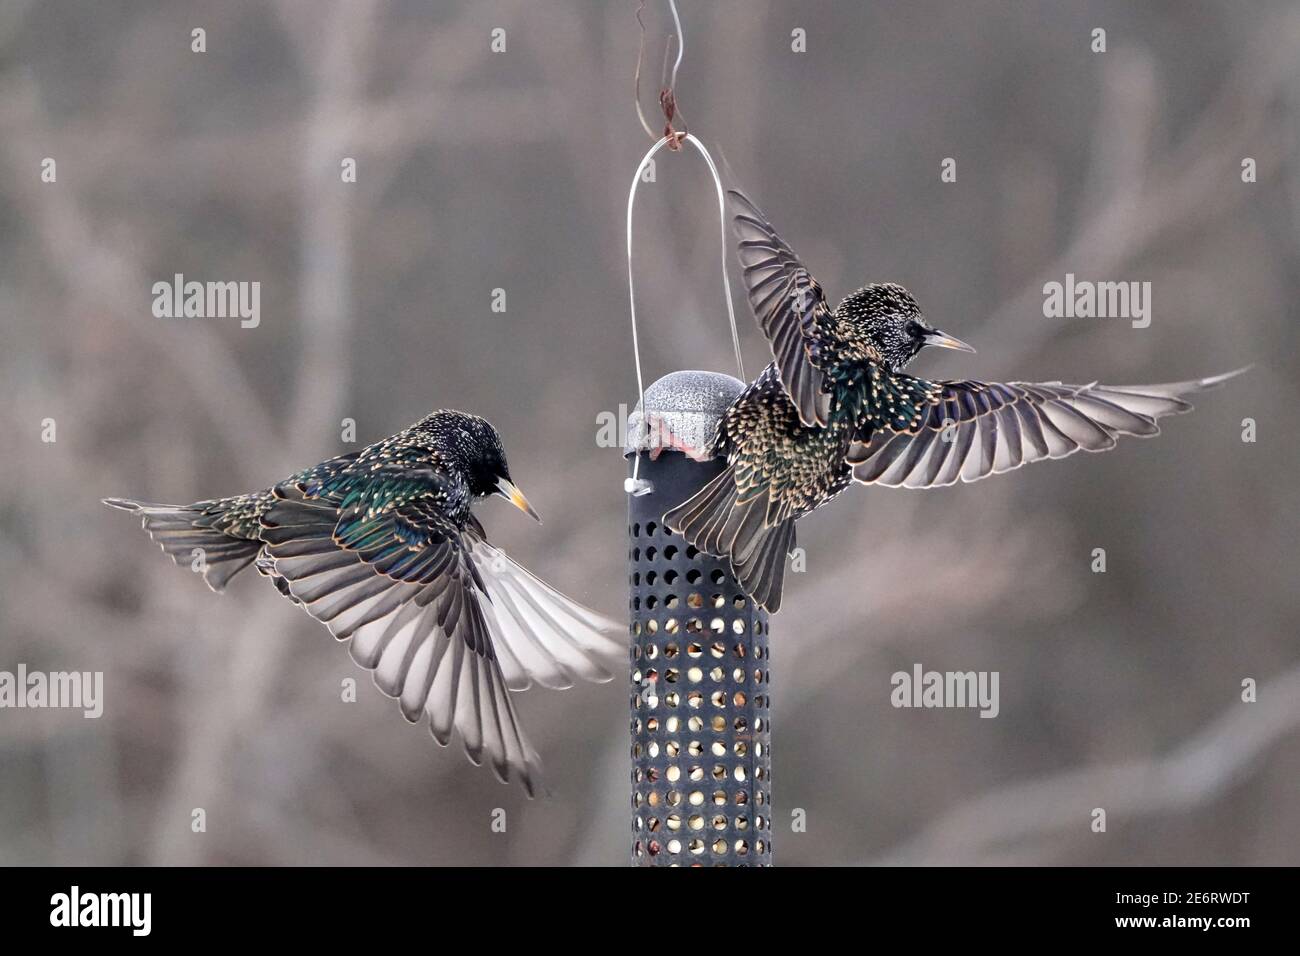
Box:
635;0;688;149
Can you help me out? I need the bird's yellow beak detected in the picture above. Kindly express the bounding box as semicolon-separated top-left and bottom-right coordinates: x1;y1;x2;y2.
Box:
921;329;977;354
496;478;542;524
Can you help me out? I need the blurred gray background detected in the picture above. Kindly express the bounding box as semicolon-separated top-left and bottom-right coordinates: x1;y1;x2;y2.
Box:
1;0;1297;866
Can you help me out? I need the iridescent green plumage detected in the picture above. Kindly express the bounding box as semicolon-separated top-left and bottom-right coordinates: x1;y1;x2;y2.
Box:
665;187;1243;613
104;410;621;796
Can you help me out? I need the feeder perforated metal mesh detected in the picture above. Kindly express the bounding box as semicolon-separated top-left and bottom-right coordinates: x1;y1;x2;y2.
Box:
628;450;772;866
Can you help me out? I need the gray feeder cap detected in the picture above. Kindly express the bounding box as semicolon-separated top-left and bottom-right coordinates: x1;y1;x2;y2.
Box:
625;369;746;460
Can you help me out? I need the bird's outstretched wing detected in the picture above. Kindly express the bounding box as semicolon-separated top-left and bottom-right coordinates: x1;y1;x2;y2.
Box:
847;370;1245;489
730;188;847;428
259;469;622;797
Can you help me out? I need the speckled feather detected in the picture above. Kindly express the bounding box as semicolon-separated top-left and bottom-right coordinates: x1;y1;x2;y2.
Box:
665;187;1242;613
104;410;623;797
717;363;857;526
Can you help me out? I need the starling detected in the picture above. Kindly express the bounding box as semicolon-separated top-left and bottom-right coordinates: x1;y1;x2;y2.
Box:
105;410;621;796
664;189;1245;613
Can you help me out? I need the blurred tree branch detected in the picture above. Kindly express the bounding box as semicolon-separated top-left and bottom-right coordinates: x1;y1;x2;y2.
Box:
868;663;1300;865
0;77;282;472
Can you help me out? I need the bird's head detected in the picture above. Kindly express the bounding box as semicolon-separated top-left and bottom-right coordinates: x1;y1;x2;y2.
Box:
838;282;975;371
429;411;541;523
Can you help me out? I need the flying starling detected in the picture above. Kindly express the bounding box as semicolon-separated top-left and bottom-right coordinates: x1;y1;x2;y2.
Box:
105;410;621;796
664;189;1245;613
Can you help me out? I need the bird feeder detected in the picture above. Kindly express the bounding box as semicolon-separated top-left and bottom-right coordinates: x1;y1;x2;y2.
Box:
626;370;773;866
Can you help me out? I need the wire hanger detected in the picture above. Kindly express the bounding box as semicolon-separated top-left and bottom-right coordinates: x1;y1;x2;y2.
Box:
625;1;745;495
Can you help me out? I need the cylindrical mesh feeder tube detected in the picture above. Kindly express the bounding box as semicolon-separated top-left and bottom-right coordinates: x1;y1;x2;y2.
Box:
626;371;772;866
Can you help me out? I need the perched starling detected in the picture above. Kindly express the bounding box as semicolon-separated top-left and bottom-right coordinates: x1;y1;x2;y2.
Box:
664;189;1245;612
105;410;621;796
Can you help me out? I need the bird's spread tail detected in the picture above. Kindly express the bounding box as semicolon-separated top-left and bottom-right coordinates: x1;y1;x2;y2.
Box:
102;497;261;592
663;468;795;614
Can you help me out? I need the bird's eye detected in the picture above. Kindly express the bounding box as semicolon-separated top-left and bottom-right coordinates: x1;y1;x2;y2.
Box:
905;321;924;339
